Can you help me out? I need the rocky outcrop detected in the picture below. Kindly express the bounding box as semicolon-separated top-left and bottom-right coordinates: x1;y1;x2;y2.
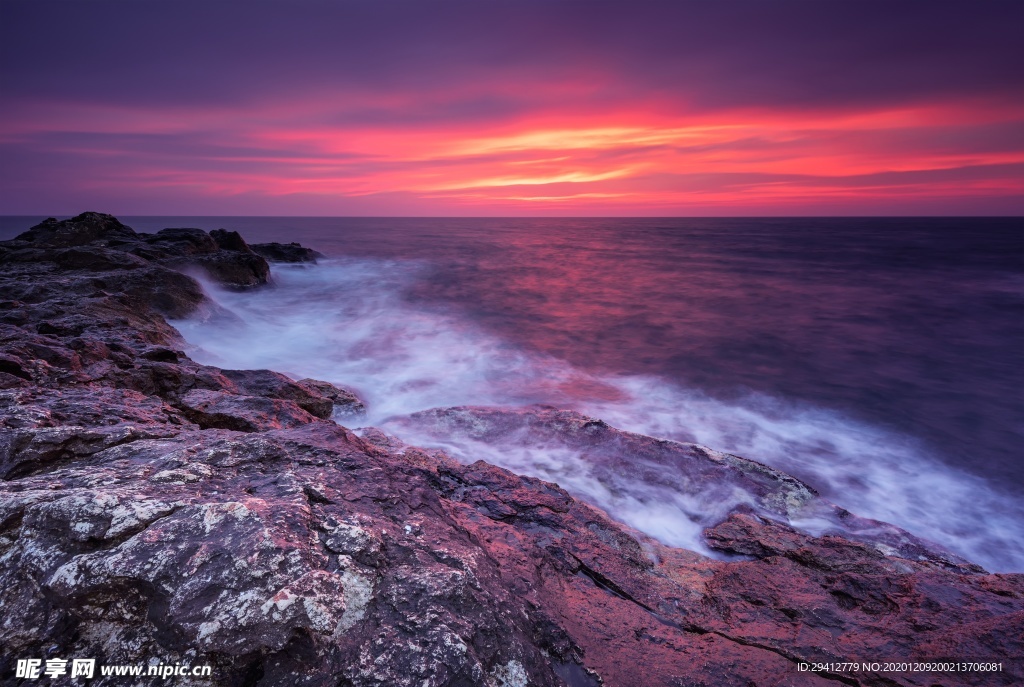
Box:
3;212;272;288
251;241;324;263
1;213;1021;686
392;405;983;570
12;213;139;248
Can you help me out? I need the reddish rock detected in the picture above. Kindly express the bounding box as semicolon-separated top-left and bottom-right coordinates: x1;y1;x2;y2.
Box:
0;214;1020;687
221;368;336;419
297;377;366;417
177;389;321;431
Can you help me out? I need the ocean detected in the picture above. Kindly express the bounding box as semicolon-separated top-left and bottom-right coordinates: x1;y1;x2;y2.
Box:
3;216;1022;570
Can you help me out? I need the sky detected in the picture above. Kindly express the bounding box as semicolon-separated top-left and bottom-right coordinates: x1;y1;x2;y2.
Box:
1;0;1022;216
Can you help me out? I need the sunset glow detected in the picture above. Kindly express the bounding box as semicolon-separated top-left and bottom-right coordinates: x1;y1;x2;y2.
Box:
1;1;1021;215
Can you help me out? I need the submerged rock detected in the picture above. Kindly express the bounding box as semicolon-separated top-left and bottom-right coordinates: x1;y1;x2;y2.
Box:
0;213;1021;686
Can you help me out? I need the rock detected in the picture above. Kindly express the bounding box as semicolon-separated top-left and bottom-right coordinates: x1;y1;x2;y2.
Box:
98;265;211;318
393;405;978;570
7;217;271;289
298;377;366;416
111;264;212;319
163;251;271;288
141;227;219;256
0;213;1020;687
1;424;146;479
252;241;324;263
140;227;271;286
1;385;191;432
51;246;150;271
176;389;321;431
209;228;253;252
221;369;336;419
14;212;138;248
0;354;32;381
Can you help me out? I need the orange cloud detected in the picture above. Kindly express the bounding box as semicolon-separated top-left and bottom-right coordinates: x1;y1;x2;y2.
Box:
3;95;1022;214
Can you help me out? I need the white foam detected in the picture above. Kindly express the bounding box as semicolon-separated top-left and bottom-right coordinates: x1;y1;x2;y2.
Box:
172;259;1024;572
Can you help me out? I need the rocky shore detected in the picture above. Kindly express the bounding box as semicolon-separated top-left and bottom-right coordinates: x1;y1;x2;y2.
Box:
1;213;1021;686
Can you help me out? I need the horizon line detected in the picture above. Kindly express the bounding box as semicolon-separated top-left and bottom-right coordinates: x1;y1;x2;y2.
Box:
2;214;1022;220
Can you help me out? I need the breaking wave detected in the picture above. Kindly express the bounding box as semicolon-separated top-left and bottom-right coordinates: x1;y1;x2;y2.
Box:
172;259;1024;572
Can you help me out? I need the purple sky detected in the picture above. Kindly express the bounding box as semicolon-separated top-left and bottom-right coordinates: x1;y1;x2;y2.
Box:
1;0;1022;215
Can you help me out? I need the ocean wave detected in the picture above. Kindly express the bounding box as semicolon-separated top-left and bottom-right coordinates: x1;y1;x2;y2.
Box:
171;258;1024;572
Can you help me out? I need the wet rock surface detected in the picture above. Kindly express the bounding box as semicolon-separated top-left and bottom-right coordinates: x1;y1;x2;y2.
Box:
2;213;272;289
251;241;324;264
1;213;1021;686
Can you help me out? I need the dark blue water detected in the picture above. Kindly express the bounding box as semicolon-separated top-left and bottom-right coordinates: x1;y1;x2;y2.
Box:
3;216;1022;569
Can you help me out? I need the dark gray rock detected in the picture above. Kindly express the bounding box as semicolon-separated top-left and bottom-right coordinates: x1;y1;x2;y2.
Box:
52;246;151;271
142;227;219;256
210;228;254;253
98;265;211;318
138;229;270;287
166;250;271;287
252;241;324;263
14;212;138;248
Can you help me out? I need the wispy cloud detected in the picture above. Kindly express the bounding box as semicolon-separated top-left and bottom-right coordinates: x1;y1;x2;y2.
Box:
1;1;1021;214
